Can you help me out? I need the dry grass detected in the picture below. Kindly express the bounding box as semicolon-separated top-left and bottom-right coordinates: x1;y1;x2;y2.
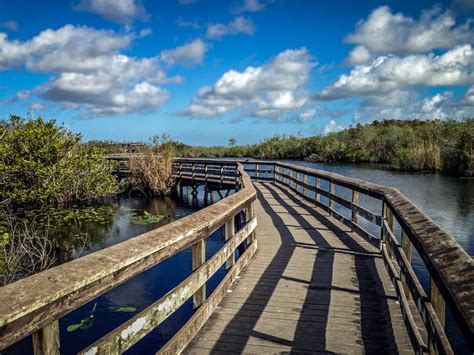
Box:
129;147;175;197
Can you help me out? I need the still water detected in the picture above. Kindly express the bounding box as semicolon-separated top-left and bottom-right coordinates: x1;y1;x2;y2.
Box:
5;162;473;354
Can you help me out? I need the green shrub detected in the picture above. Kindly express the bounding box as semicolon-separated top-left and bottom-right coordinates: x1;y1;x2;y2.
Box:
0;115;120;205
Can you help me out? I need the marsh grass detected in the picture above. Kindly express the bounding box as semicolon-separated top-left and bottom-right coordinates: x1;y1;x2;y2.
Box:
129;145;175;197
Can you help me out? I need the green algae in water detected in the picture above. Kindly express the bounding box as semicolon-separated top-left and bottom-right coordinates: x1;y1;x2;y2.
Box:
131;211;165;225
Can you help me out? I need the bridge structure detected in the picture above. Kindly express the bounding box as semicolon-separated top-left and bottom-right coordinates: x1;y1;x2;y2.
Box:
0;158;472;354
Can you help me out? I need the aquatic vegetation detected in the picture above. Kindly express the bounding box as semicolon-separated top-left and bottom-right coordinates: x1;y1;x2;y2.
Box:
67;303;137;332
131;211;165;225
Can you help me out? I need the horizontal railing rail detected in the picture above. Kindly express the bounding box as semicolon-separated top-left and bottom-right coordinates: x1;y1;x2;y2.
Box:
239;160;472;354
0;160;257;354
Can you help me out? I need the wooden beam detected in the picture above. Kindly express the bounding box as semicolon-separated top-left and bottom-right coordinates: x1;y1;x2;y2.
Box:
32;320;60;355
401;230;412;299
329;182;335;209
225;217;235;270
192;240;206;309
351;190;359;223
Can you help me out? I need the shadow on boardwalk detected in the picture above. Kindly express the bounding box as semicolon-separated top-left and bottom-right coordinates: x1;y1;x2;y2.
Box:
186;182;405;353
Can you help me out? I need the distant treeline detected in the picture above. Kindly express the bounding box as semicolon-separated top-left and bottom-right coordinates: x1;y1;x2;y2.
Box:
89;119;474;177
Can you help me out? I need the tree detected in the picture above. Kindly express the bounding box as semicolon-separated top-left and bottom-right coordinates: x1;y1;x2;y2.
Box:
228;137;237;147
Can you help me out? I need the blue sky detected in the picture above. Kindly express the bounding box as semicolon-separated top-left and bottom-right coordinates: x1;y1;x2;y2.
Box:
1;0;474;145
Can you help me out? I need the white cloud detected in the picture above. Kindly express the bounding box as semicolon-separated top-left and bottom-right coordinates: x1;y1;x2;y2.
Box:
0;25;183;116
176;17;200;29
323;120;344;134
0;21;18;32
458;85;474;106
182;48;315;119
139;28;152;37
354;89;474;122
232;0;271;13
160;39;208;66
299;108;316;122
318;45;474;100
74;0;149;24
206;16;255;40
345;6;474;65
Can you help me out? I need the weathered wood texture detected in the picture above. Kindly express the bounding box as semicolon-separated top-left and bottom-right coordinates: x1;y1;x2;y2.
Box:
185;182;414;353
0;162;255;351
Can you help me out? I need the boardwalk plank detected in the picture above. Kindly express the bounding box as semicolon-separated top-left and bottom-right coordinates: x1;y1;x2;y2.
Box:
184;182;412;354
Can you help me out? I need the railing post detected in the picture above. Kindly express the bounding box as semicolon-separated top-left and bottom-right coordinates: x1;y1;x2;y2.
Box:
382;202;393;256
32;320;60;355
204;163;208;183
351;190;359;223
303;174;308;195
273;164;277;183
255;163;259;180
429;278;446;354
329;182;335;209
225;217;235;270
192;240;206;309
400;230;412;299
247;202;256;244
315;178;320;204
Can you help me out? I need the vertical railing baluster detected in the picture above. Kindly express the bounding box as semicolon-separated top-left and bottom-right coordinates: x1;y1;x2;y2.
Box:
429;279;446;354
329;182;335;209
32;320;60;355
351;190;359;223
315;178;320;205
225;216;235;270
247;202;256;244
192;240;206;309
303;174;308;195
383;202;393;256
256;163;259;180
401;230;412;299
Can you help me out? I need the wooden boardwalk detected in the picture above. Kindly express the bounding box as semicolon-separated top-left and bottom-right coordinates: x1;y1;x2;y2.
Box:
185;182;413;354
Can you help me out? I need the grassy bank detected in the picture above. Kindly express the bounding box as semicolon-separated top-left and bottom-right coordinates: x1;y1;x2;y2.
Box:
172;119;474;177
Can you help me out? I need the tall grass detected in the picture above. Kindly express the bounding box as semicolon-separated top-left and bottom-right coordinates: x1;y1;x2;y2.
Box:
129;145;175;196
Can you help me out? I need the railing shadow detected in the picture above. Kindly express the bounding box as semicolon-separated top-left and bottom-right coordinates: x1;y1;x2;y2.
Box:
209;181;399;352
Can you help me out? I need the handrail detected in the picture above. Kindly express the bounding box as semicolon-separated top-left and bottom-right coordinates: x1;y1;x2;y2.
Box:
239;159;473;353
0;161;257;354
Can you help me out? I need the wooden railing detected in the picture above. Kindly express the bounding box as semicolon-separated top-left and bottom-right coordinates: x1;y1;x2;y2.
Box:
240;160;473;354
0;161;257;354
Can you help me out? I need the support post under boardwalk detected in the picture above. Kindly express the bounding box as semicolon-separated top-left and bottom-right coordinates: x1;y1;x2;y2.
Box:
32;320;60;355
225;217;235;270
192;240;206;309
351;190;359;223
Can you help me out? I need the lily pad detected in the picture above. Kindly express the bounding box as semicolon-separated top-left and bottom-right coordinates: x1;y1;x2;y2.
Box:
131;211;164;225
116;307;137;313
67;324;80;332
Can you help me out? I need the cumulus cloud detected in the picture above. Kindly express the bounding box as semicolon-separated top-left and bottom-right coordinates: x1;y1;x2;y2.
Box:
160;39;208;66
323;120;344;134
318;45;474;100
0;21;18;32
74;0;149;24
299;108;316;122
232;0;272;14
0;25;187;116
181;48;315;118
353;89;474;122
345;6;474;65
176;17;200;29
206;16;255;39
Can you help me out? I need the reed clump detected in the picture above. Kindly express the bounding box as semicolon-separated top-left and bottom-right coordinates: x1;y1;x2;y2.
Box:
129;144;175;197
